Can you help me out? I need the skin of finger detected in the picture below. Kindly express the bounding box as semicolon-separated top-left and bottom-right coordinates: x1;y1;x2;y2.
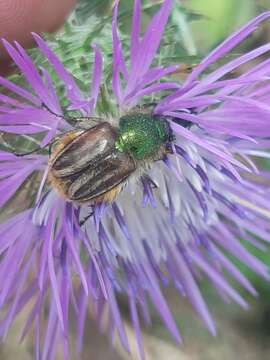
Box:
0;0;77;59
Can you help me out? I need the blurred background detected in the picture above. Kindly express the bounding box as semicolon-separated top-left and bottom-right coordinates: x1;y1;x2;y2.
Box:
1;0;270;359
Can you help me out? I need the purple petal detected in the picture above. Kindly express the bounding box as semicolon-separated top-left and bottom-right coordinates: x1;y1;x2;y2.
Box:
184;11;270;85
130;0;141;68
90;44;103;109
32;33;85;107
124;0;173;97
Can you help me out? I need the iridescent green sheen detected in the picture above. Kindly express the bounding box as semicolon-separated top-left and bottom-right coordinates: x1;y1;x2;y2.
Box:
115;112;171;160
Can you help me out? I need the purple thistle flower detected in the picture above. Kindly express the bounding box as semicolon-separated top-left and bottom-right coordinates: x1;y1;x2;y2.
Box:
1;0;270;358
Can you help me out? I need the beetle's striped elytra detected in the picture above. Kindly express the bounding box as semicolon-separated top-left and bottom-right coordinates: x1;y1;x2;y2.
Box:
48;111;175;204
48;122;136;204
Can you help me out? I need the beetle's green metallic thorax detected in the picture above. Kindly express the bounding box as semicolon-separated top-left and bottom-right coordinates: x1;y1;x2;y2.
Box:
115;112;172;160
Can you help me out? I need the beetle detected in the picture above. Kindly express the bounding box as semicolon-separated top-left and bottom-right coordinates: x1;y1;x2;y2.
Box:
48;122;136;204
13;103;192;205
48;110;174;204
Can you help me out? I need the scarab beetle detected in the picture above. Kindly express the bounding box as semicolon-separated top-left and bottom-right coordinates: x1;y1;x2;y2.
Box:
14;104;191;205
48;111;174;204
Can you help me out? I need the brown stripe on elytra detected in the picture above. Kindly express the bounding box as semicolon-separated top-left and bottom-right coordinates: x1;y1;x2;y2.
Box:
68;150;136;202
50;123;118;178
49;129;84;165
48;122;136;204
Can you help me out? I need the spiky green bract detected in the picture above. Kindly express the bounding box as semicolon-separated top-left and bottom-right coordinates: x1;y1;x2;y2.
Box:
7;0;199;110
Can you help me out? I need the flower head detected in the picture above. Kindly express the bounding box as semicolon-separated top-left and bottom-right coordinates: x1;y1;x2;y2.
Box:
1;0;270;358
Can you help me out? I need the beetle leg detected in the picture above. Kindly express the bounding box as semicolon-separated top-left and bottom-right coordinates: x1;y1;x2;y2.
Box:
141;174;158;189
79;210;94;226
41;103;103;129
11;131;79;157
12;142;51;157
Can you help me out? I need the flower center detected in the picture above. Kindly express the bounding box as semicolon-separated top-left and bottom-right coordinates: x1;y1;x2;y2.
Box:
115;112;172;160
